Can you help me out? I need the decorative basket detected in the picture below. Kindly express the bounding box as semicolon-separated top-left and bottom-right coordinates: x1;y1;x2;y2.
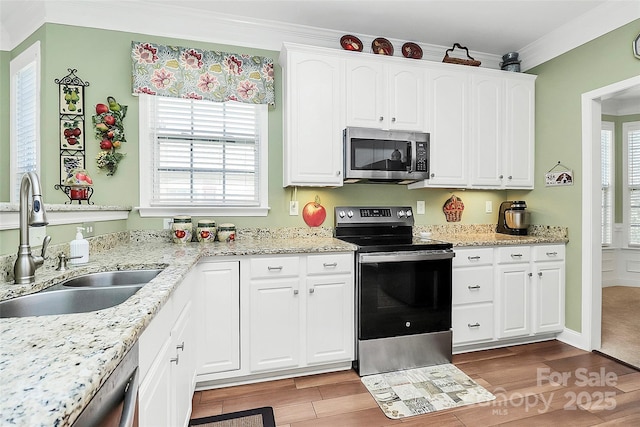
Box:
442;43;481;67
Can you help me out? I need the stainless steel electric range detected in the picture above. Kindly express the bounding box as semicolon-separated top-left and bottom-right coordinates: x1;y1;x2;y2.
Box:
334;206;454;376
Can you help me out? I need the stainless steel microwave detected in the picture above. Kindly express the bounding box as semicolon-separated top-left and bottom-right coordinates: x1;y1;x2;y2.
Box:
343;127;430;183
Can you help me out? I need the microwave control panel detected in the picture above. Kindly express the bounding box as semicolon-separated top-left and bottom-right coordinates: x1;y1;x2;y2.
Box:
415;141;428;172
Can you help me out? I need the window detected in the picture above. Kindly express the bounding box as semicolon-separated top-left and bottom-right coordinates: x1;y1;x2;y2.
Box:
601;122;614;246
624;121;640;246
138;94;269;216
10;41;41;202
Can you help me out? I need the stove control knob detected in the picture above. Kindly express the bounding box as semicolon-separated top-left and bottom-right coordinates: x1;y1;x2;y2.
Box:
398;210;405;217
338;210;345;218
406;209;413;217
347;210;354;218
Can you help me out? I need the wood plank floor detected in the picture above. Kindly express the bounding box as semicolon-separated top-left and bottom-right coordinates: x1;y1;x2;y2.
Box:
191;341;640;426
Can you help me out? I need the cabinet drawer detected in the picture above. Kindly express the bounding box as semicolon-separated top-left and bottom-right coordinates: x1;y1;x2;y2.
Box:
497;246;531;264
250;256;299;279
532;245;565;262
453;248;494;267
307;253;353;275
453;267;494;304
452;304;494;344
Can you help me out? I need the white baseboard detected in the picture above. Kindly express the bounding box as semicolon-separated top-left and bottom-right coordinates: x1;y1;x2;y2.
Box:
556;328;587;351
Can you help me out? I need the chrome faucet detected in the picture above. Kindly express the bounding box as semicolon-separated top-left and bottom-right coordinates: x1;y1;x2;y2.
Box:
13;172;51;285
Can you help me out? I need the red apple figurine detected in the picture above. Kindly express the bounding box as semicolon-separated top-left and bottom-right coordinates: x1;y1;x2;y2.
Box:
96;103;109;114
100;139;113;150
104;115;116;126
302;196;327;227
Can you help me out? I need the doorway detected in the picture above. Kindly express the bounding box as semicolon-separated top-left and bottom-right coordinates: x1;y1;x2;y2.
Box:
580;75;640;358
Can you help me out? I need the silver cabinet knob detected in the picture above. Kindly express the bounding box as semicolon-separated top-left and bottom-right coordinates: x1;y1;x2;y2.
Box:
309;288;315;294
499;175;504;179
379;116;384;121
508;176;513;180
391;117;396;122
293;289;299;295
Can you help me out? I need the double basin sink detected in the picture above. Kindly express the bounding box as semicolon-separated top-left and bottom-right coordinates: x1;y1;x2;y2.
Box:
0;269;163;318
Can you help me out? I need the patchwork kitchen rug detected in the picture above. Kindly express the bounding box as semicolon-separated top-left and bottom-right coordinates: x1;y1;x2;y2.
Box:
361;364;495;419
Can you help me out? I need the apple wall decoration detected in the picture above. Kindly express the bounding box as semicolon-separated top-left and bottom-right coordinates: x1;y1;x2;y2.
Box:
93;96;127;175
302;195;327;227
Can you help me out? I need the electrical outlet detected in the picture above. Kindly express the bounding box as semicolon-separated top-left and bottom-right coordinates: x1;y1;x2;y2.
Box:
82;222;95;237
416;201;426;215
289;201;299;216
29;225;47;247
163;218;173;229
485;201;493;213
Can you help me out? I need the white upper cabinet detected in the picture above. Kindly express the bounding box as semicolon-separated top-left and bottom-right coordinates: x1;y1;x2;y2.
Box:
346;58;425;131
503;77;535;188
470;74;504;187
422;67;469;187
280;44;345;187
281;43;536;189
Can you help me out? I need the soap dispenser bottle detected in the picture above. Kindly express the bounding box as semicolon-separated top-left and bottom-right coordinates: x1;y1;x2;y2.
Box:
70;227;89;265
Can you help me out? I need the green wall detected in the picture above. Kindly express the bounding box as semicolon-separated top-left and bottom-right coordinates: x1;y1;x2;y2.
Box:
524;19;640;332
0;23;507;254
3;20;638;333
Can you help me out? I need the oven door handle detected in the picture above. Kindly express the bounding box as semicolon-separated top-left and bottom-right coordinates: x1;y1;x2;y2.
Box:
359;251;454;263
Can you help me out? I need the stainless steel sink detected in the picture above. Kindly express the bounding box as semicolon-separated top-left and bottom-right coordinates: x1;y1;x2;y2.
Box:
0;269;163;318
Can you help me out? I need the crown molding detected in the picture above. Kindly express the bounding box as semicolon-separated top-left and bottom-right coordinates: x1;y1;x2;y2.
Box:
519;1;640;71
2;1;636;70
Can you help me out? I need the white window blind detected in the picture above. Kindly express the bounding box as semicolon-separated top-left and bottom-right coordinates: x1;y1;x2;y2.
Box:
10;42;40;202
601;122;614;246
626;122;640;246
140;95;268;212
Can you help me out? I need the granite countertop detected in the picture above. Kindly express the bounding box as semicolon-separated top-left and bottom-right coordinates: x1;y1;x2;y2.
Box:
0;224;567;426
0;236;355;427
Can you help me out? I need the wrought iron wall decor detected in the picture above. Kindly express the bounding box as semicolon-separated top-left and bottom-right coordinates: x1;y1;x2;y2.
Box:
54;68;93;203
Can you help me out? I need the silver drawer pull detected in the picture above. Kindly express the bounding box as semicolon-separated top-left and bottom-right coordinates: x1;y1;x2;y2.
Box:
468;285;481;290
510;253;523;258
293;289;299;295
170;354;179;364
176;342;184;351
468;256;481;261
268;266;283;271
468;323;481;328
323;262;338;268
546;252;558;256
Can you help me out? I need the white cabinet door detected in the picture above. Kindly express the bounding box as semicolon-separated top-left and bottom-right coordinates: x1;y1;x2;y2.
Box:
282;47;344;186
496;264;531;338
346;60;424;131
250;278;301;372
138;337;173;427
195;261;240;376
345;60;385;129
503;78;535;188
425;68;469;186
172;302;194;427
306;275;354;365
470;74;504;188
387;64;425;131
532;261;565;334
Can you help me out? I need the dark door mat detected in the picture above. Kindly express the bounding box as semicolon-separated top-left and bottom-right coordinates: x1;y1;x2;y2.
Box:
190;406;275;427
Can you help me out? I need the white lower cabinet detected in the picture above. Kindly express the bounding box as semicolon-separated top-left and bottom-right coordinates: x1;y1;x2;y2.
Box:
453;244;565;351
532;246;565;334
139;271;195;427
249;253;354;373
452;248;494;345
195;261;240;379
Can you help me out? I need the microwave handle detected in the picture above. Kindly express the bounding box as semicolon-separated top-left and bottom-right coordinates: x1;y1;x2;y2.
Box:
409;141;417;173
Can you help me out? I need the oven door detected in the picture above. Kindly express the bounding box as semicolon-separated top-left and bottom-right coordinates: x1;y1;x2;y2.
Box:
357;250;453;340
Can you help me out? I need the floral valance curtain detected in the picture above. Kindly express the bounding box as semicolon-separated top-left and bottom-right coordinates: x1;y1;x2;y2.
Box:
131;41;275;106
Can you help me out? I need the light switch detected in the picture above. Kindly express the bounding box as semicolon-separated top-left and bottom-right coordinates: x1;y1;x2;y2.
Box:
289;201;299;216
416;201;426;215
485;201;493;213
